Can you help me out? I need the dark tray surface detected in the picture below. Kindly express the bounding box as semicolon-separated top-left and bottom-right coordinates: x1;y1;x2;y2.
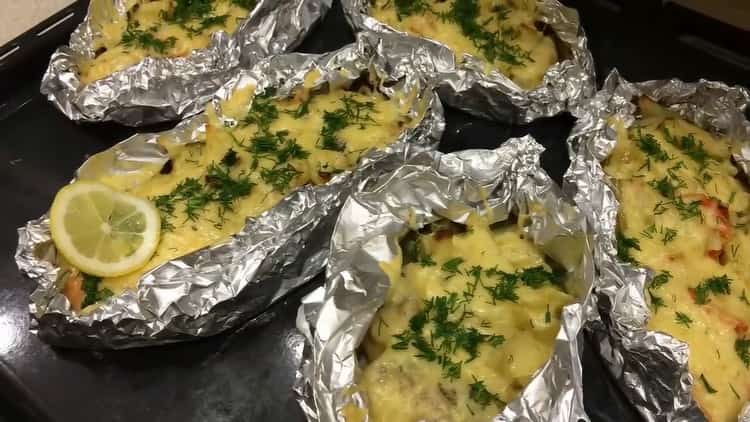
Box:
1;0;748;421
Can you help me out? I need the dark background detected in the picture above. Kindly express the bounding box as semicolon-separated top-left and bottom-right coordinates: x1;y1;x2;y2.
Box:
0;0;748;421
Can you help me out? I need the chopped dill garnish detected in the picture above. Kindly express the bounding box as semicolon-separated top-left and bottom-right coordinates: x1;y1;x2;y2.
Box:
391;291;504;380
242;91;280;129
544;304;551;324
634;130;671;162
648;290;666;312
441;0;530;65
441;257;464;275
317;96;376;151
393;0;430;20
648;175;685;199
260;163;301;192
699;374;717;394
662;127;710;166
674;311;692;328
650;271;672;289
120;25;176;54
81;273;114;308
285;97;312;118
161;0;226;35
693;275;731;305
741;289;750;305
730;383;741;400
616;232;640;264
468;376;505;408
151;156;253;229
661;227;677;244
735;337;750;368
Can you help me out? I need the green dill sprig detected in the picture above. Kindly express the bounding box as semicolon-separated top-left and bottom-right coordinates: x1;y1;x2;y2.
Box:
317;96;376;152
661;126;710;167
674;311;692;328
393;0;431;20
634;130;671;162
741;289;750;305
151;153;253;229
443;0;531;65
648;290;666;312
650;271;672;289
120;25;176;54
700;374;718;394
693;275;732;305
81;273;114;308
441;257;464;277
242;90;280;130
735;337;750;368
616;232;640;264
468;376;505;408
285;96;312;118
391;292;504;380
260;163;301;193
483;266;561;303
648;175;686;199
161;0;228;35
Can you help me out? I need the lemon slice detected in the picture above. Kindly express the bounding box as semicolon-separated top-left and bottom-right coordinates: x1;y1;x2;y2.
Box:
49;181;161;277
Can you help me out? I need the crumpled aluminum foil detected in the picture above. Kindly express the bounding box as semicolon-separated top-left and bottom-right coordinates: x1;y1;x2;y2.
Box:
295;136;599;422
341;0;595;123
40;0;331;126
16;32;445;349
564;69;750;422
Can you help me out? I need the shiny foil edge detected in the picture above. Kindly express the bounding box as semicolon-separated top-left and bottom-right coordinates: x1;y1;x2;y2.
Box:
39;0;332;126
295;136;599;422
16;32;446;349
340;0;596;123
563;69;750;421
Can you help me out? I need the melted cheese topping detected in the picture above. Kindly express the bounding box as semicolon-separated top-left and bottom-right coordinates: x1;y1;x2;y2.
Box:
80;0;251;83
77;79;417;297
358;217;574;421
370;0;557;89
604;99;750;422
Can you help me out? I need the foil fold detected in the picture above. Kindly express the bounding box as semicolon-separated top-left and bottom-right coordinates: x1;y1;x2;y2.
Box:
341;0;596;123
40;0;331;126
296;136;598;422
16;32;445;349
564;69;750;421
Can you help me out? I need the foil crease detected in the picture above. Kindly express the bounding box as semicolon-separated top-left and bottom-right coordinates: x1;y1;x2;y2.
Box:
16;32;445;349
341;0;595;123
295;136;598;422
564;69;750;421
40;0;331;126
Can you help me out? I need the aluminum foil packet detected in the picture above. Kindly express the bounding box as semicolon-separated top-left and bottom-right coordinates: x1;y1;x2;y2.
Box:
16;32;445;349
296;136;598;422
341;0;595;123
40;0;331;126
564;69;750;421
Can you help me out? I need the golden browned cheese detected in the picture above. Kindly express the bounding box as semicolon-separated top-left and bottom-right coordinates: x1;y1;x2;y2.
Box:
74;75;419;299
603;98;750;422
359;216;574;422
370;0;557;90
80;0;252;83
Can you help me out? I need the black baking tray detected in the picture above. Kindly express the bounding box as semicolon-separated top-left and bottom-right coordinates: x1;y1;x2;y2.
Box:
1;1;748;421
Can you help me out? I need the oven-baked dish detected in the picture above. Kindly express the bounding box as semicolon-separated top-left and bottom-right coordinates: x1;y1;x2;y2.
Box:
81;0;256;83
369;0;558;89
357;216;574;421
52;75;421;312
604;97;750;422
